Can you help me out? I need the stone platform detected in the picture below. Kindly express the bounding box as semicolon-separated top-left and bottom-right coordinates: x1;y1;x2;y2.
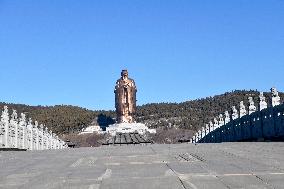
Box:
0;143;284;189
106;123;156;136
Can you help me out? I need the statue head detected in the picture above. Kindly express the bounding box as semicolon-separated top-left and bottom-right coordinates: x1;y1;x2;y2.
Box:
2;106;8;116
11;109;18;120
248;97;254;105
28;118;32;125
271;87;278;96
121;70;128;80
225;111;230;117
232;106;237;111
20;113;26;120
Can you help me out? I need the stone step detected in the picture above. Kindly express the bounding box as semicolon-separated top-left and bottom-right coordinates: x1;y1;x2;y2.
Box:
102;133;153;146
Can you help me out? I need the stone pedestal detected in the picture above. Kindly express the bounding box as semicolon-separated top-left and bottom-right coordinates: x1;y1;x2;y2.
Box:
106;123;156;136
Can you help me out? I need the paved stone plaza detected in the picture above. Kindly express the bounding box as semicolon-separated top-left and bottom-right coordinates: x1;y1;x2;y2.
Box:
0;143;284;189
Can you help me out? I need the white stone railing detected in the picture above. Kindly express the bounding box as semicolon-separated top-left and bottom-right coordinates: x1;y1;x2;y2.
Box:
0;106;67;150
191;87;282;143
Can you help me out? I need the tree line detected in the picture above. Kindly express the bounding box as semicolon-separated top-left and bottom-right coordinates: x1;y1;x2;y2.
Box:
1;90;283;135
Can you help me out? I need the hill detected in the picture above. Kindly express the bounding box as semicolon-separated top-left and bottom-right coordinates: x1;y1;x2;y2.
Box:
0;103;114;134
1;90;283;136
137;90;284;131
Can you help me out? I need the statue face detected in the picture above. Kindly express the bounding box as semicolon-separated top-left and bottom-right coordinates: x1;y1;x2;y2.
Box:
121;70;128;80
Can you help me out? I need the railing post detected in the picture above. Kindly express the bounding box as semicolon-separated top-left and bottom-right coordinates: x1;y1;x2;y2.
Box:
248;97;256;115
259;92;268;111
209;121;213;132
213;118;218;129
44;127;48;149
1;106;10;148
10;110;19;148
232;106;239;120
27;118;33;150
193;134;196;143
39;124;44;150
271;87;280;107
19;113;27;149
239;101;247;118
49;130;53;149
218;114;224;127
34;121;39;150
224;111;230;125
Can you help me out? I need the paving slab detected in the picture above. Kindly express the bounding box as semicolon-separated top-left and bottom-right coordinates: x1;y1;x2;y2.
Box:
0;142;283;189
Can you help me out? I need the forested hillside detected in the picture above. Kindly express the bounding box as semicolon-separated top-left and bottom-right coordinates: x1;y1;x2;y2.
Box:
0;103;114;134
137;90;284;131
1;90;283;135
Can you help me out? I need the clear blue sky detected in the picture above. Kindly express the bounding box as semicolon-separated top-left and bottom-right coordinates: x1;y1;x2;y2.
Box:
0;0;283;110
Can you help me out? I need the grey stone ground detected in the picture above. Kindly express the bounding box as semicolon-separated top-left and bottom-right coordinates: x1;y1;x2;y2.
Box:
0;143;284;189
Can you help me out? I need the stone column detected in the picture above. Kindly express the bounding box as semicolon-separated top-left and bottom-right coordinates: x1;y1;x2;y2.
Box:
205;124;209;135
231;106;239;120
209;121;213;132
61;141;64;149
192;135;196;143
224;111;230;124
34;121;39;150
198;130;202;141
51;133;55;149
213;118;219;129
54;137;57;149
201;127;205;138
57;140;60;149
55;136;59;149
22;125;27;149
58;140;62;149
49;130;53;149
259;92;267;111
271;87;281;107
195;131;199;142
44;127;49;150
39;124;44;150
218;114;224;127
10;110;19;148
0;106;9;148
239;101;247;118
17;122;22;149
27;118;33;150
19;113;27;149
54;136;57;149
248;97;256;115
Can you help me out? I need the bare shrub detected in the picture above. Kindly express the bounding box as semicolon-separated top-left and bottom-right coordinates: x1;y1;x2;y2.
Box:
61;133;109;147
148;128;194;144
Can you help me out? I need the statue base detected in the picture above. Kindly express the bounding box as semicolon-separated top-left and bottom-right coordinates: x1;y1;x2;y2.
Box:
106;123;156;136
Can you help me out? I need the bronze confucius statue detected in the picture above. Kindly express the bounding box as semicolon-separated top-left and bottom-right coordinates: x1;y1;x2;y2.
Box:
114;70;137;123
